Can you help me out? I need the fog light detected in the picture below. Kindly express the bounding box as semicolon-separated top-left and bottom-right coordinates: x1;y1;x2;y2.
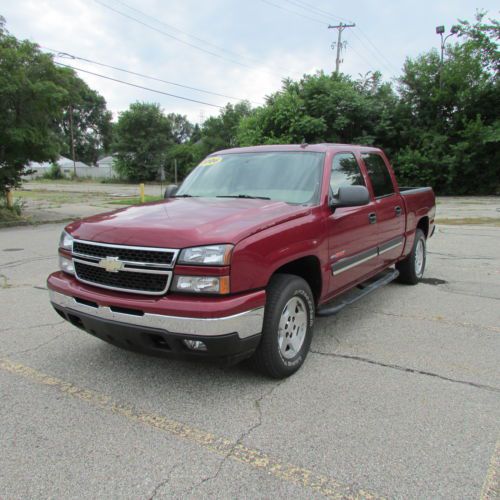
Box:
59;255;75;275
183;339;208;351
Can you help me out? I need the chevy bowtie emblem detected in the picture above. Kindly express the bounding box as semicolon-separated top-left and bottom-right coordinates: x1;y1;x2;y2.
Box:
98;256;124;273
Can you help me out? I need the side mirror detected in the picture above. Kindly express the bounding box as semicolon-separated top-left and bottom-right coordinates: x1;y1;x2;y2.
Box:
330;185;370;208
164;184;179;199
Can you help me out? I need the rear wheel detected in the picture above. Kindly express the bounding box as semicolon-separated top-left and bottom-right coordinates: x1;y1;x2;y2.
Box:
251;274;315;378
396;228;426;285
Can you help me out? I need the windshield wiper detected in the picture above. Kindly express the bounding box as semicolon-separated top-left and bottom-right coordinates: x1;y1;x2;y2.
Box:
173;194;196;197
216;194;271;200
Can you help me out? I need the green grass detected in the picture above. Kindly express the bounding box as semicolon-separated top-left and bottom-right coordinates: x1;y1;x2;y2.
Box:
13;190;103;204
107;195;164;205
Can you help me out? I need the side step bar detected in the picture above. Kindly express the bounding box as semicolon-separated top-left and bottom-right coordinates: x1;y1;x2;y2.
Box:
316;269;399;317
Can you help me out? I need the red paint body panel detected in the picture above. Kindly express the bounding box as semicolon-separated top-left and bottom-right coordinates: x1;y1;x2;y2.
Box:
48;144;435;313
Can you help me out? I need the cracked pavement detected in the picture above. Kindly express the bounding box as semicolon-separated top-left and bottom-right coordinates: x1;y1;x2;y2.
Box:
1;197;499;499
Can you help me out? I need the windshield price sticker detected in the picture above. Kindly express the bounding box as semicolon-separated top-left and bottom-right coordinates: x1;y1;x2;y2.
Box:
200;156;222;166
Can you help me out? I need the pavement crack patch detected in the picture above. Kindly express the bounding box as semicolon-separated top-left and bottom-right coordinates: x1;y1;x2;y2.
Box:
184;381;286;495
3;330;66;356
428;251;496;261
357;308;500;334
147;463;180;499
0;255;54;270
311;350;500;393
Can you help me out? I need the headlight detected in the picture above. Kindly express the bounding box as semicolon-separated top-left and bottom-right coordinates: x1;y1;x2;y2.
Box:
59;254;75;275
172;275;230;294
59;230;74;251
178;245;233;266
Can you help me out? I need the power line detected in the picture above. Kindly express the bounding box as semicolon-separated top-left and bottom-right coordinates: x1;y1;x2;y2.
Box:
44;47;262;105
283;0;354;24
93;0;285;78
259;0;326;26
55;62;224;108
356;27;399;73
112;0;261;67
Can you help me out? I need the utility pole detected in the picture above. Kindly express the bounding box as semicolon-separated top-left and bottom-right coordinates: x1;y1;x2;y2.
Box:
68;105;77;177
328;22;356;74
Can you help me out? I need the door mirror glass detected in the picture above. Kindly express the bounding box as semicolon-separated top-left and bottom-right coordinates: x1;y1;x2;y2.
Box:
331;185;370;208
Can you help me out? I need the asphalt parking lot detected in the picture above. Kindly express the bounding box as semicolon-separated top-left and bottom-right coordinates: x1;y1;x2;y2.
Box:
1;200;499;499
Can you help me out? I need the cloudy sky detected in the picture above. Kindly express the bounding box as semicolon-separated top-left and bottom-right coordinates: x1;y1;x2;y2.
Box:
1;0;497;123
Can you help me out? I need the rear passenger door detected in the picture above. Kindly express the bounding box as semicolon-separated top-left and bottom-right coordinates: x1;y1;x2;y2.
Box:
361;153;405;267
327;152;379;297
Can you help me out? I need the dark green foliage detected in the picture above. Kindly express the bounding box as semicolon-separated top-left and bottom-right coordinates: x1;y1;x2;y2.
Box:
112;102;173;181
0;18;64;195
56;71;113;165
42;163;63;180
0;17;113;194
198;102;252;156
392;11;499;194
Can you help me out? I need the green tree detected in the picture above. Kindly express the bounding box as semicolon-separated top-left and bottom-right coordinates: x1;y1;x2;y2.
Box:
113;102;173;181
165;143;203;181
167;113;193;144
237;72;397;148
56;70;113;165
394;11;499;193
199;101;252;156
0;17;66;195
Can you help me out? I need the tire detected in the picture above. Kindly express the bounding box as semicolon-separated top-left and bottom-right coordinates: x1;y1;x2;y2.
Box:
396;228;426;285
250;274;315;378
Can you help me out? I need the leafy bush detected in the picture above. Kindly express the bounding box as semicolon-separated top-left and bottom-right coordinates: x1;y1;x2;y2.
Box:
0;195;25;221
42;163;63;180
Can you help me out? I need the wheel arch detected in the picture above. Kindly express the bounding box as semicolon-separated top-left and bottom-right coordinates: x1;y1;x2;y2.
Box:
270;256;322;305
417;216;429;238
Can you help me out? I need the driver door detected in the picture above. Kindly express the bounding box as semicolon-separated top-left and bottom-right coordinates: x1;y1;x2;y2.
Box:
326;152;379;298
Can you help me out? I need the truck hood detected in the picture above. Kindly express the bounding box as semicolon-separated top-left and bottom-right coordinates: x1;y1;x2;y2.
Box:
66;197;311;248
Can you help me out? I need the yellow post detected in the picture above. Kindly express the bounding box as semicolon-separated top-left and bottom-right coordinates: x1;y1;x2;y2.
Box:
6;190;13;209
139;183;145;203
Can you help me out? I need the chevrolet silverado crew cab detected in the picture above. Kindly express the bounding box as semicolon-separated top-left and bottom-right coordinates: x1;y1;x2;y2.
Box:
48;144;435;378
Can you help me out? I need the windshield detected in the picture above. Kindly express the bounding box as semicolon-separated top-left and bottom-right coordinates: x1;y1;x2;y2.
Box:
176;152;325;205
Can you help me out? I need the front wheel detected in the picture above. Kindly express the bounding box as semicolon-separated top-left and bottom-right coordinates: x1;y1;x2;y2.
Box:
251;274;315;378
396;228;426;285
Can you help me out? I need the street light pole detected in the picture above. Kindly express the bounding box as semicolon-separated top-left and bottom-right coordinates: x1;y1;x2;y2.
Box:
435;25;459;89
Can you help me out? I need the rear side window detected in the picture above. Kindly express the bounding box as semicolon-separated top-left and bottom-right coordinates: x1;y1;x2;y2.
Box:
361;153;395;198
330;153;365;196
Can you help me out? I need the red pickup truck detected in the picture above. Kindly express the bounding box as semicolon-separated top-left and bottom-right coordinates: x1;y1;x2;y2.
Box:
48;144;435;378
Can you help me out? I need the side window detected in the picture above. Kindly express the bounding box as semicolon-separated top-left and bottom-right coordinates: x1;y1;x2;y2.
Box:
330;153;365;196
361;153;394;198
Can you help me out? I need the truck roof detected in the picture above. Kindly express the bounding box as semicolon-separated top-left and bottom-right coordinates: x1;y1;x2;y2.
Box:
213;143;383;155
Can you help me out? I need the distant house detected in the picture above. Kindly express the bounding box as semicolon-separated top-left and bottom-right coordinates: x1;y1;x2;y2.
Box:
23;156;90;179
96;155;114;168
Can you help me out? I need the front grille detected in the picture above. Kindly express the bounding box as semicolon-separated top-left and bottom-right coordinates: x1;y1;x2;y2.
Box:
71;239;178;295
74;261;169;294
73;241;175;266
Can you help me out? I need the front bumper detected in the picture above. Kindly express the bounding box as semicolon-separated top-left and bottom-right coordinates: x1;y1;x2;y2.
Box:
48;274;265;362
50;289;264;339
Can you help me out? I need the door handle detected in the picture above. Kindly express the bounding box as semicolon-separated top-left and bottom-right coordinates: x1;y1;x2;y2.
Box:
368;212;377;224
395;206;402;216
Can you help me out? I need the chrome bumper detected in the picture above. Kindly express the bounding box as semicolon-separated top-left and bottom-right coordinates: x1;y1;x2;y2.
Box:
49;290;264;339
